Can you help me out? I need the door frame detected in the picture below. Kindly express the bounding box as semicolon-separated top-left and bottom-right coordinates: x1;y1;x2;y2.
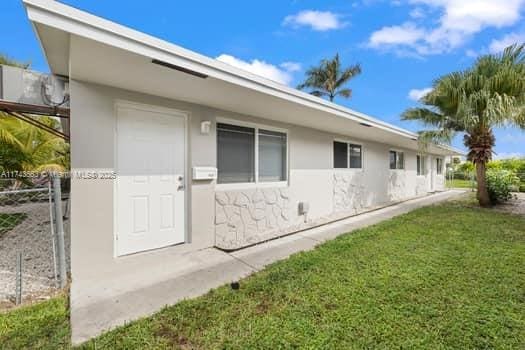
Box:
430;156;436;192
113;100;191;257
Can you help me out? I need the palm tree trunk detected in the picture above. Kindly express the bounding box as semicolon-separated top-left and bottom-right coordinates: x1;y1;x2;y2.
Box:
476;161;491;207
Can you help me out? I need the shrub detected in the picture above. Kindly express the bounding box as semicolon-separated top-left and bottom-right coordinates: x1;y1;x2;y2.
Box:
486;169;520;203
520;183;525;193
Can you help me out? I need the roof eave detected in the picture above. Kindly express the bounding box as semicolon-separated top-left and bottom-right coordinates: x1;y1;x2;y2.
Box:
23;0;464;156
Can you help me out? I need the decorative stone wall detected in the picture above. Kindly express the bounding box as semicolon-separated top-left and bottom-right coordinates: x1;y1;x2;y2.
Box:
215;188;295;250
435;175;445;191
333;172;366;215
388;170;408;201
415;176;428;196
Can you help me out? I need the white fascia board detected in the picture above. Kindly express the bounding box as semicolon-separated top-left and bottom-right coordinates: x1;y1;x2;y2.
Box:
23;0;464;156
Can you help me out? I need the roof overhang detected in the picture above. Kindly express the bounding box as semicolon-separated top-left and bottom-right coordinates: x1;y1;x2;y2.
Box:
23;0;463;156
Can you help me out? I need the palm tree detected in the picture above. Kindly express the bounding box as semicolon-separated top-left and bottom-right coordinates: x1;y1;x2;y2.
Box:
402;44;525;207
0;115;69;173
297;53;361;102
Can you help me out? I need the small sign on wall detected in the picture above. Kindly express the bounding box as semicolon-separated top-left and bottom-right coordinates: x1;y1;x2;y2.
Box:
192;167;217;180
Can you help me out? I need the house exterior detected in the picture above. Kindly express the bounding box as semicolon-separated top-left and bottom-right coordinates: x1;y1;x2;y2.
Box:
23;0;462;341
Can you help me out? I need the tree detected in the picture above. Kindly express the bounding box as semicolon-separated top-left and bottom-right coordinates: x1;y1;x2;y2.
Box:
0;53;30;69
297;53;361;102
0;115;69;173
402;44;525;206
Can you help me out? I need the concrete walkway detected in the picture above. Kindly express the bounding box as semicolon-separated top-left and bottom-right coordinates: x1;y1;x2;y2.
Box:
71;190;465;344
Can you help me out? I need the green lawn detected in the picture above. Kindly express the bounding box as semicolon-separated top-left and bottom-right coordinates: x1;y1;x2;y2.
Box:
0;213;27;237
2;196;525;349
446;179;475;189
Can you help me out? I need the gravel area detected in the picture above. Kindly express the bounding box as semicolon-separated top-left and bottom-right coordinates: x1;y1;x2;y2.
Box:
494;193;525;216
0;197;70;303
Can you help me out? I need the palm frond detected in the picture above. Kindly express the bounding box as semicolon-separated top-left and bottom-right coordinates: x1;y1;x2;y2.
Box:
401;108;444;125
336;89;352;99
335;64;361;89
297;53;361;101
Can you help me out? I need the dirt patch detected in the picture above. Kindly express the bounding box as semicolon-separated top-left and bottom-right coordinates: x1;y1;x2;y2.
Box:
494;193;525;217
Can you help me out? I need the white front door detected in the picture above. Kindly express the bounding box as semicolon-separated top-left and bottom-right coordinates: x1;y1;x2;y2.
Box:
116;103;186;256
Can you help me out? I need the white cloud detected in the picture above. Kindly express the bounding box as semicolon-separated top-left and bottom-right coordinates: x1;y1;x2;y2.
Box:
409;7;426;19
368;0;525;55
489;32;525;53
216;54;299;85
369;22;425;47
408;87;433;101
283;10;346;31
280;62;302;72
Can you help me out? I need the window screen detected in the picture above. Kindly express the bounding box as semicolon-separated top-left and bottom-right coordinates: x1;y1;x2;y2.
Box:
349;144;362;169
259;129;287;182
397;152;404;169
417;155;426;175
436;158;443;174
217;123;255;184
389;151;397;170
390;151;404;170
334;141;348;168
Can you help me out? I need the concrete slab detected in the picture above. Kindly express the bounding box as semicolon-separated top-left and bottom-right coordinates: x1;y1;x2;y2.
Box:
71;190;465;344
230;234;320;270
71;248;255;345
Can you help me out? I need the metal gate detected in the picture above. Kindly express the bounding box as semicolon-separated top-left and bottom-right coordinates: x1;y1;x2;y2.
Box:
0;176;69;306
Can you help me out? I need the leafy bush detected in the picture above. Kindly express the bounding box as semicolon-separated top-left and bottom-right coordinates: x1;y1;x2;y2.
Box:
486;169;520;203
488;158;525;182
520;183;525;193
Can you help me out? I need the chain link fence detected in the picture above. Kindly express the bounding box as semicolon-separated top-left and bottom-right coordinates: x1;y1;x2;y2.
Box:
0;177;69;307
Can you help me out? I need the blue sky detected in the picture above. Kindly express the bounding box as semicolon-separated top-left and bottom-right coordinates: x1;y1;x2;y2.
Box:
2;0;525;157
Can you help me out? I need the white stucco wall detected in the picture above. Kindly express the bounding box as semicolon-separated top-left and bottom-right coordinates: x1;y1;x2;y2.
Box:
69;80;448;280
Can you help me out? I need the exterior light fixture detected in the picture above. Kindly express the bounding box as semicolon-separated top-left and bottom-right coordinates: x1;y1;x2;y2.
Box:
201;121;211;134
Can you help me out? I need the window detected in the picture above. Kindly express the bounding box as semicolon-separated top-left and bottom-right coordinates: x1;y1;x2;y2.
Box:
217;123;255;184
333;141;348;168
259;129;287;182
417;155;426;176
217;122;287;184
350;144;362;169
333;141;362;169
436;158;443;175
389;150;405;170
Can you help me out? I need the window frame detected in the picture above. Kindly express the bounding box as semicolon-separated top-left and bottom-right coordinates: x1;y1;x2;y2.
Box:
436;157;443;175
216;117;289;190
389;149;405;170
333;139;364;170
417;154;427;176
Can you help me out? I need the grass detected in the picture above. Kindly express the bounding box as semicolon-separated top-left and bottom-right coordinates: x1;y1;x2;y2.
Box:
446;179;475;189
0;294;70;349
0;213;27;237
2;197;525;349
